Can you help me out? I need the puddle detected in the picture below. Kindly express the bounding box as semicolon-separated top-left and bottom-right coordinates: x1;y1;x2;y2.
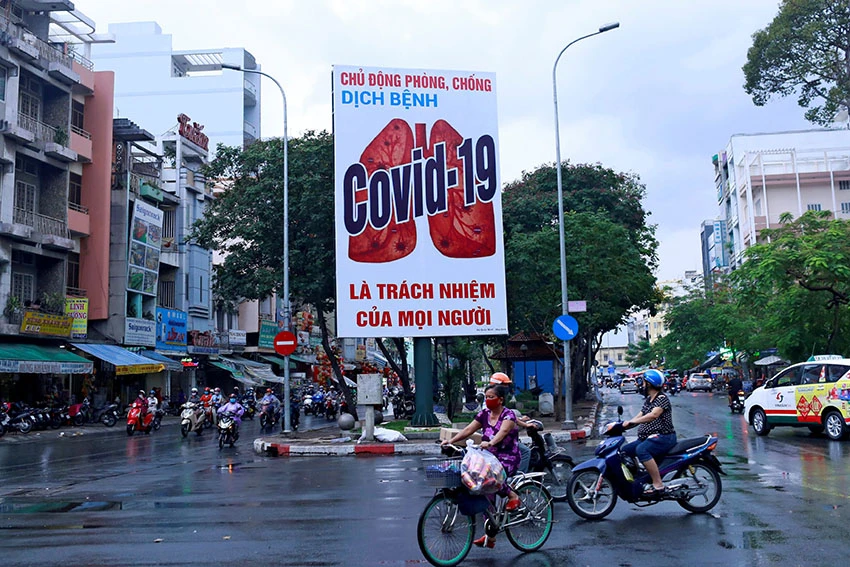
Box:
718;530;787;550
0;501;122;514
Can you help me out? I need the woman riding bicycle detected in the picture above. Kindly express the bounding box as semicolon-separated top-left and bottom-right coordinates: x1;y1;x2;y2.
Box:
442;383;522;549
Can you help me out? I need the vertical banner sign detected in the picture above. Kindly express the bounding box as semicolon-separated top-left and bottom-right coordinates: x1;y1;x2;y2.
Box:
333;65;508;338
64;298;89;340
127;200;163;296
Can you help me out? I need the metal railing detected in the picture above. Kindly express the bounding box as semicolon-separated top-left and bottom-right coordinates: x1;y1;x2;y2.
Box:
18;113;57;143
13;207;69;238
68;201;89;214
70;124;91;140
65;287;87;298
68;50;94;70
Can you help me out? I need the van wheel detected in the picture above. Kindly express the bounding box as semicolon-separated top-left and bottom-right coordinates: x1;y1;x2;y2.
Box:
751;408;771;436
824;411;847;441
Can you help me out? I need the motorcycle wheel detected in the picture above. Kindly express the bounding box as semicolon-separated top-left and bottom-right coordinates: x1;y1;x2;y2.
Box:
126;424;134;436
505;481;554;552
674;462;722;513
49;416;62;429
0;422;5;437
196;424;203;435
417;494;474;567
260;414;269;429
567;468;618;520
18;420;33;434
219;433;225;450
103;413;118;427
541;454;574;502
73;414;85;426
181;423;189;438
153;418;161;431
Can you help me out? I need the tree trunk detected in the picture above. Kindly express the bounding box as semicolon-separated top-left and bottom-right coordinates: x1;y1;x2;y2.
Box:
378;338;412;395
317;309;357;419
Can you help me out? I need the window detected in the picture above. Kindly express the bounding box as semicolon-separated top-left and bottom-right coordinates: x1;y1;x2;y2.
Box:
617;353;623;361
11;250;34;265
772;366;802;387
800;364;823;385
66;253;80;290
14;180;35;212
0;66;6;102
807;203;822;211
842;203;850;215
71;101;85;132
839;180;850;191
199;276;203;302
827;365;850;383
11;272;34;303
162;208;176;240
158;280;176;308
18;75;41;121
69;173;82;208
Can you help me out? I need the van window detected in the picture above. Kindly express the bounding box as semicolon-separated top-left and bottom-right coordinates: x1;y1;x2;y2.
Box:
800;364;824;385
826;365;850;383
773;366;803;387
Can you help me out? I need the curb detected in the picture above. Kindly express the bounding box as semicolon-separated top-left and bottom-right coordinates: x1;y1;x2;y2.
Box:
253;401;601;458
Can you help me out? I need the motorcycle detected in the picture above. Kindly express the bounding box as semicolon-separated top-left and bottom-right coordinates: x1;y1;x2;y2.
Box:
241;397;257;420
566;406;725;520
4;404;35;434
664;379;680;396
126;401;154;436
217;411;238;449
259;401;280;429
301;394;315;416
523;420;575;502
288;399;301;431
729;390;746;414
180;402;205;437
324;397;337;421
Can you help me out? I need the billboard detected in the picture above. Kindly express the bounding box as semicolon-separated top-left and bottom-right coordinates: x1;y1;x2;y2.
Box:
156;307;187;352
333;65;508;338
64;298;88;340
127;200;163;296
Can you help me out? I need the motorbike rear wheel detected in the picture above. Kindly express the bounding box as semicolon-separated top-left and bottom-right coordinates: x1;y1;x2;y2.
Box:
102;413;118;427
416;494;474;567
541;454;574;502
73;414;85;426
18;419;33;434
505;481;554;552
566;469;618;520
674;463;722;513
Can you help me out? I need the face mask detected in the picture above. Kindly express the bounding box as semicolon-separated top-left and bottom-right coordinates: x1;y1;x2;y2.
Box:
485;397;500;411
229;398;236;403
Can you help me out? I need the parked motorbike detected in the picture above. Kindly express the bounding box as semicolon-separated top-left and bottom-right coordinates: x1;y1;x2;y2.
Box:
259;401;280;429
0;407;9;436
126;401;154;436
391;389;416;420
217;411;238;449
180;402;205;437
729;390;746;414
523;419;575;502
4;404;35;434
566;406;725;520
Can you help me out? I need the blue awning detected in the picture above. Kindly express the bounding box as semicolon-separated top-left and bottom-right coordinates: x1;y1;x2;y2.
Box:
139;350;183;372
71;343;165;376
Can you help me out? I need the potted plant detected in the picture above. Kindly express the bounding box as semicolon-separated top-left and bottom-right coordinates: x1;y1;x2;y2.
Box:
53;127;69;146
4;295;22;320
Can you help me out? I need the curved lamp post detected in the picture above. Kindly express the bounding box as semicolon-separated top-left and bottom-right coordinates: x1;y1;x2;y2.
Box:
553;22;619;428
221;63;293;433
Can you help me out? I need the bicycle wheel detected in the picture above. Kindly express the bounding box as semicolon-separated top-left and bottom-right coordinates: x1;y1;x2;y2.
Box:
541;455;573;502
506;481;554;552
417;494;474;567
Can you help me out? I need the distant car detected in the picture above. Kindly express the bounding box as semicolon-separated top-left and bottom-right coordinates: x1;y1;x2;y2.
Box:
686;373;712;392
619;378;638;394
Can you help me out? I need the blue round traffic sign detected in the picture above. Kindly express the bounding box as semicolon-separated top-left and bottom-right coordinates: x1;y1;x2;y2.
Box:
552;315;579;341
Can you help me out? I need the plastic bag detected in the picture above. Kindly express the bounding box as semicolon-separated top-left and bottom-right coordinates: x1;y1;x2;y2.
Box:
461;447;506;494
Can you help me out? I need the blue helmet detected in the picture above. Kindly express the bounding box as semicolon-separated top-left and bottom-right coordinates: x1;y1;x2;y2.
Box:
644;369;664;388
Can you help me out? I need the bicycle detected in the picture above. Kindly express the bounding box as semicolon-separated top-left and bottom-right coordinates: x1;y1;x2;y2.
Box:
417;444;555;566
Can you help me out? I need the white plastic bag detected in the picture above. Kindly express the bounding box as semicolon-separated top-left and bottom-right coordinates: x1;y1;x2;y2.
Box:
461;447;506;494
369;427;408;443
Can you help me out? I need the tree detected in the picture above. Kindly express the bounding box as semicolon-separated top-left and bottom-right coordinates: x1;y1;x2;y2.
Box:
743;0;850;125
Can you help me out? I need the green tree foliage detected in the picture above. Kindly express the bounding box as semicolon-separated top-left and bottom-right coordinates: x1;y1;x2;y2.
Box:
625;338;656;369
501;162;660;402
743;0;850;125
730;211;850;360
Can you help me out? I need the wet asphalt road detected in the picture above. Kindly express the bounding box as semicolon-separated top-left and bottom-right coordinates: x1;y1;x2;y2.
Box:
1;391;849;566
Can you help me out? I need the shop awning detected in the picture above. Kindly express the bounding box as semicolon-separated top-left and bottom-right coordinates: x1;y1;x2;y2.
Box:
290;353;318;364
754;355;787;366
71;343;164;376
225;355;283;384
0;344;93;374
207;360;259;386
139;350;183;372
259;354;294;368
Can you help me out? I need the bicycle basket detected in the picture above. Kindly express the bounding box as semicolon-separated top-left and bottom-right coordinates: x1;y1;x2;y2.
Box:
423;457;462;488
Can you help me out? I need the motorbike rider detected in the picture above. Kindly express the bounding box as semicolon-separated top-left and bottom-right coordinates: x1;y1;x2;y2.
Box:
134;390;149;419
187;387;201;405
200;387;213;407
218;394;245;438
727;374;744;405
260;388;281;419
146;389;159;413
621;368;677;496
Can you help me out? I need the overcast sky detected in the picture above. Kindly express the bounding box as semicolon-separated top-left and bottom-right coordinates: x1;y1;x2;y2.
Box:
78;0;812;281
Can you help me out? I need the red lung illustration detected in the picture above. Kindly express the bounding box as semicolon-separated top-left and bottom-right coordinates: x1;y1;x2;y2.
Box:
348;118;417;263
417;120;496;258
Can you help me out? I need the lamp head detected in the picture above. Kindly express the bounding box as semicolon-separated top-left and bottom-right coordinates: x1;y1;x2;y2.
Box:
221;63;243;71
599;22;620;33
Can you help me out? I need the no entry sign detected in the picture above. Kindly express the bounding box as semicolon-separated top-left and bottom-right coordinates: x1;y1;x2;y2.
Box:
273;331;297;356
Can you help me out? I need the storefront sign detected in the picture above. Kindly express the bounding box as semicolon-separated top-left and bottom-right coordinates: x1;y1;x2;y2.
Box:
127;200;163;297
0;359;92;374
177;113;209;151
20;311;73;337
228;329;247;346
187;329;219;355
332;65;508;338
258;319;280;350
156;307;187;352
125;317;156;347
115;363;164;376
64;298;89;340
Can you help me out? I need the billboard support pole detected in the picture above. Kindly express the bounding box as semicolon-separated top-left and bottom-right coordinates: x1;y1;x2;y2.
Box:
410;337;439;426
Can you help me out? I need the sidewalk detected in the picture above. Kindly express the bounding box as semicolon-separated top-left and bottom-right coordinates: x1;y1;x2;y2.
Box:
253;399;601;457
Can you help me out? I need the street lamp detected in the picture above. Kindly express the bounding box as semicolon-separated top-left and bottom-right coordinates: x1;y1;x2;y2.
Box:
552;22;619;429
221;63;293;433
520;343;528;390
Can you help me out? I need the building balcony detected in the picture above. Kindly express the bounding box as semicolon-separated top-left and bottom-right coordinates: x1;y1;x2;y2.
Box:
69;127;92;162
12;207;73;250
243;79;257;106
244;120;257;141
18;113;77;158
67;203;90;236
71;58;95;95
65;286;87;298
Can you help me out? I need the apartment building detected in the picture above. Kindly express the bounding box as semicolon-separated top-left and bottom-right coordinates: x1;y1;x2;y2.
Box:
711;129;850;274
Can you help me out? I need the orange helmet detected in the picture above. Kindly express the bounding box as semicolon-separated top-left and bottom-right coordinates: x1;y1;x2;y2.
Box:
490;372;512;385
